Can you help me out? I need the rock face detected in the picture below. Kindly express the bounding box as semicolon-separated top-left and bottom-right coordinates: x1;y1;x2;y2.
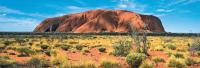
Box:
33;10;165;32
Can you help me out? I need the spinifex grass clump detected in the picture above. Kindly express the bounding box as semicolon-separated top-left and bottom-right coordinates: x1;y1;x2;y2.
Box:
167;56;187;68
16;47;35;57
27;57;50;68
75;45;84;50
100;60;121;68
165;44;176;50
60;44;71;51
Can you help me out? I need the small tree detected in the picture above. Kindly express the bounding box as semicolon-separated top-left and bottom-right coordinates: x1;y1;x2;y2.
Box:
129;21;149;55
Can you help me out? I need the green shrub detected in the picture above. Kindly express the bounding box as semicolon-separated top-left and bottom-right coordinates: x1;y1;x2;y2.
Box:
154;46;164;51
139;61;154;68
189;38;200;51
0;56;10;60
167;58;186;68
27;57;49;68
197;51;200;56
16;47;35;56
185;57;196;66
82;48;90;53
166;44;176;50
40;45;49;50
126;53;146;68
3;41;12;46
165;51;173;57
100;61;121;68
152;56;165;63
98;47;106;52
0;56;20;68
76;45;83;50
174;52;184;58
112;41;131;56
60;45;71;51
176;48;186;52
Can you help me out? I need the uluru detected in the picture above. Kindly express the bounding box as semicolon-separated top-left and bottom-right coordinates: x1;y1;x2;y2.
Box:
33;10;165;32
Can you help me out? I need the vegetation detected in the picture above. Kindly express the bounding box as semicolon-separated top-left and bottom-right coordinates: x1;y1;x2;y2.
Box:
126;53;146;68
152;56;165;63
112;41;131;56
139;61;154;68
76;45;84;50
166;44;176;50
0;33;200;68
185;57;196;66
60;44;71;51
100;60;121;68
40;45;49;50
174;52;184;58
27;57;49;68
0;56;20;68
16;47;35;56
167;57;187;68
98;47;106;52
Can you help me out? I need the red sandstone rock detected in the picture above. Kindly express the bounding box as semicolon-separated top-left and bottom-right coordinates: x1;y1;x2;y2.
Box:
33;10;165;32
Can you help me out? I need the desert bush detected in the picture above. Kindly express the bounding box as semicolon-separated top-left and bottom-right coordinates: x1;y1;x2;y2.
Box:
167;57;186;68
174;52;184;58
126;53;146;68
153;46;164;51
15;38;26;46
82;48;90;53
152;56;165;63
139;61;154;68
100;60;121;68
112;41;131;56
176;48;187;52
166;44;176;50
76;45;83;50
185;57;196;66
40;45;49;50
0;56;10;60
60;45;71;51
165;51;173;57
0;56;21;68
16;47;35;56
197;51;200;56
69;41;79;44
27;57;49;68
3;41;12;46
189;38;200;51
98;47;106;52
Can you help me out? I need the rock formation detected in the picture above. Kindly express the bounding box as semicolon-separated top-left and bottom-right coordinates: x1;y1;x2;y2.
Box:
33;10;165;33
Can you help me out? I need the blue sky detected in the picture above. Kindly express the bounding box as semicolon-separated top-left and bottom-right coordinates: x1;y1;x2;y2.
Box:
0;0;199;33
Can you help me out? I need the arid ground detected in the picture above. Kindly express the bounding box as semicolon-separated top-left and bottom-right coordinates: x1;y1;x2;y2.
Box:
0;35;200;68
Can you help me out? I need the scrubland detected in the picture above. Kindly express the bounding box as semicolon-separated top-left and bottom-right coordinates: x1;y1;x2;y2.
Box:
0;35;200;68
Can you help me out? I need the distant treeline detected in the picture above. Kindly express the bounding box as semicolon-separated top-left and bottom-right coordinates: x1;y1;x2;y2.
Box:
0;32;200;37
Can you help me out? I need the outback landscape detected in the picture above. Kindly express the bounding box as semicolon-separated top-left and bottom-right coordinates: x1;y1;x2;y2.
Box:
0;0;200;68
0;9;200;68
0;33;200;68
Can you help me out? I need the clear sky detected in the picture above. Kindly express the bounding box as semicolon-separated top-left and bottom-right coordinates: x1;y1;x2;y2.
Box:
0;0;200;33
